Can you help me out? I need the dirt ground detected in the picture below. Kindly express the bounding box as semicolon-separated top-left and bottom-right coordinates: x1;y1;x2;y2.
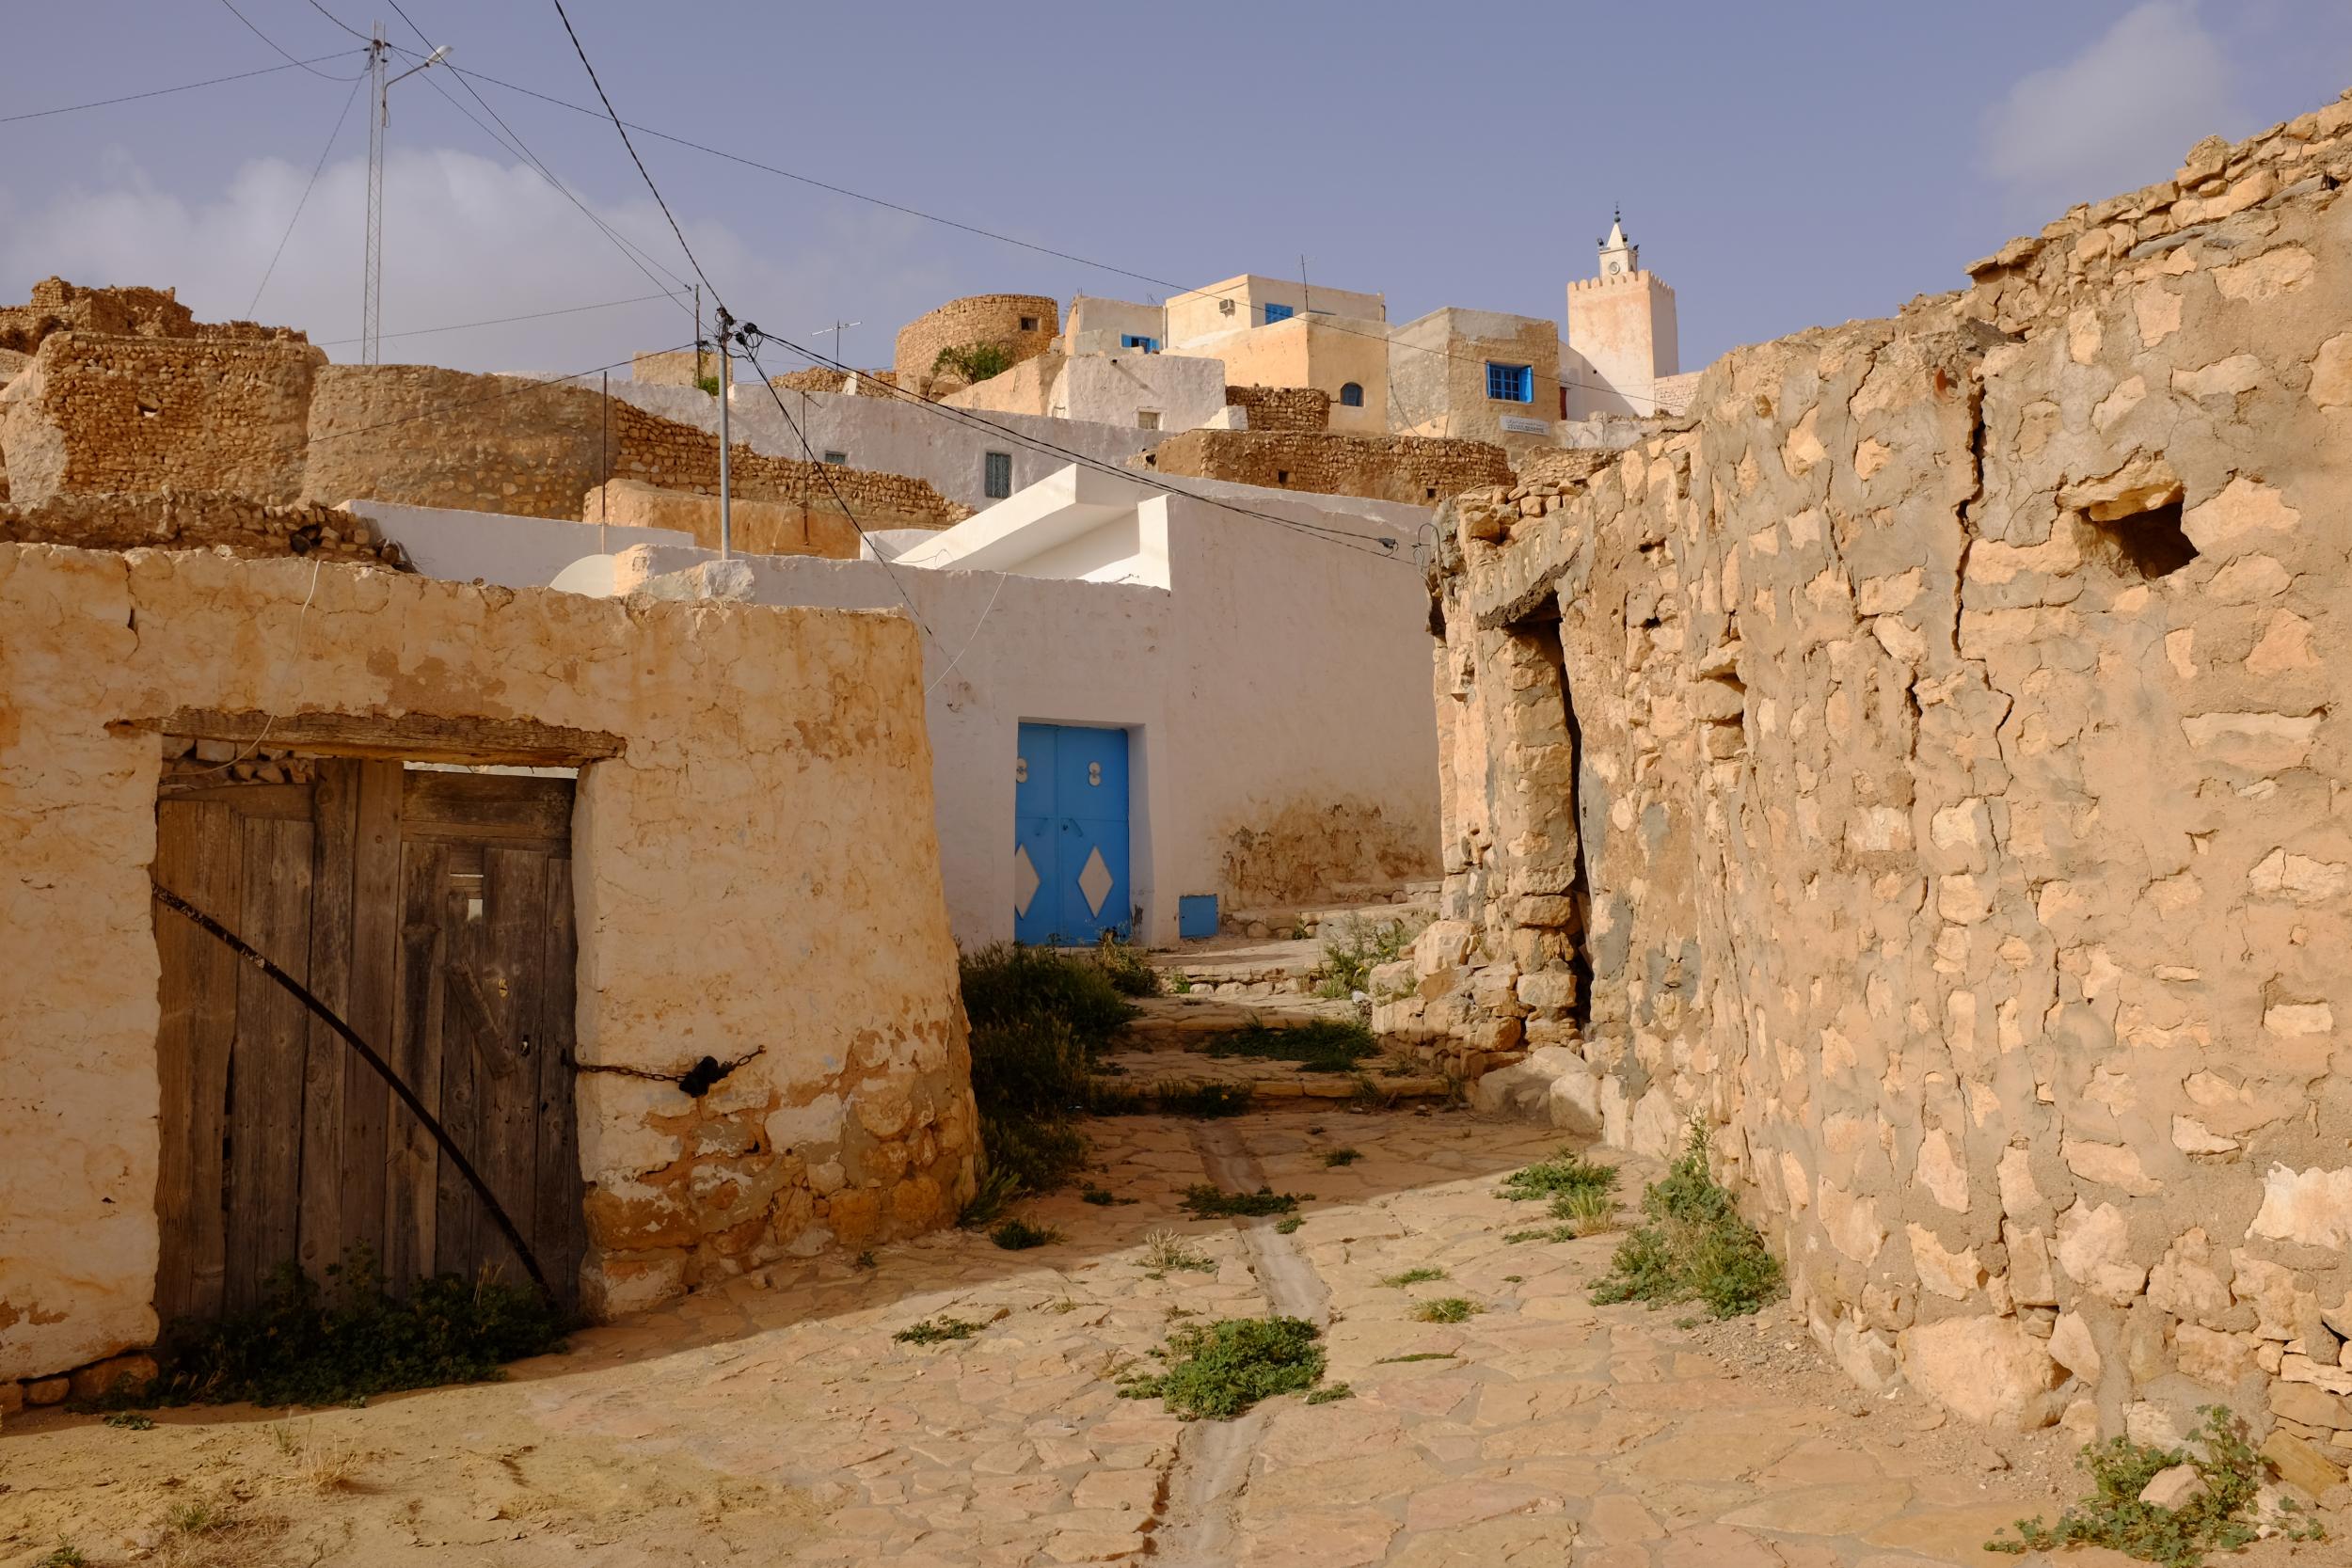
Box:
2;1108;2343;1567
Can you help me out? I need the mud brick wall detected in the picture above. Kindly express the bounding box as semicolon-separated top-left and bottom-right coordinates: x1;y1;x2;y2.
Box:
1150;428;1511;506
1395;90;2352;1465
1226;384;1330;433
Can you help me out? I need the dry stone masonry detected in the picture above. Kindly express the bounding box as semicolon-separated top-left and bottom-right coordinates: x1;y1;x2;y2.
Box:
1149;427;1512;506
891;293;1059;398
1384;89;2352;1470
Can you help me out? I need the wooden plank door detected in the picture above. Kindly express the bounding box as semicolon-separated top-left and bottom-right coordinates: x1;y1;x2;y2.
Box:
154;760;583;1323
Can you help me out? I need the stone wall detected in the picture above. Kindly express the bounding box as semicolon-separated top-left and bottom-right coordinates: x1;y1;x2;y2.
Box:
607;400;969;531
892;293;1059;398
1;333;324;506
632;347;713;389
299;364;612;520
1225;384;1330;433
0;277;301;355
0;492;410;569
1148;428;1512;506
0;542;977;1385
581;479;861;559
1391;90;2352;1467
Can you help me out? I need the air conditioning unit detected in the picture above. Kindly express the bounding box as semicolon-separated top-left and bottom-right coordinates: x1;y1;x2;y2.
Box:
1218;298;1236;316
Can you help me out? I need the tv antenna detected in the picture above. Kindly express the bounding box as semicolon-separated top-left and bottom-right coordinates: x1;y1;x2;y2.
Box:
361;24;453;364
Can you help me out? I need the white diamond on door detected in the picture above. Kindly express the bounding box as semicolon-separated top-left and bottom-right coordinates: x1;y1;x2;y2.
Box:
1012;844;1041;916
1077;847;1114;916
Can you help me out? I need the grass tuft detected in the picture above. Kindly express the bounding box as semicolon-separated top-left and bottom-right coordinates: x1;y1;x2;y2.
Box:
1379;1266;1447;1288
990;1218;1064;1251
1411;1296;1481;1323
1313;913;1429;1000
1498;1148;1621;1203
1090;930;1162;997
1323;1148;1362;1167
1182;1184;1306;1219
1987;1405;2324;1565
1554;1187;1620;1236
1206;1018;1378;1073
894;1317;984;1345
1141;1228;1216;1275
1305;1382;1354;1404
1373;1351;1456;1364
959;942;1139;1202
1590;1119;1783;1319
1118;1316;1327;1419
1274;1215;1304;1235
34;1548;87;1568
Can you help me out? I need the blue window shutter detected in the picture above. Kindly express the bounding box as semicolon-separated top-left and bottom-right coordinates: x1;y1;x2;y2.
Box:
1262;303;1295;325
1486;362;1533;403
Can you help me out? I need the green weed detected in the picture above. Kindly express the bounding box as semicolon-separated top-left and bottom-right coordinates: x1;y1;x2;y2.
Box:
103;1409;155;1430
1205;1019;1377;1074
1081;1184;1135;1207
1411;1297;1480;1323
1502;1226;1577;1244
1590;1119;1782;1320
1313;913;1428;1000
958;942;1138;1202
1146;1080;1257;1118
932;342;1013;383
1091;930;1161;997
33;1547;87;1568
1379;1267;1447;1288
1274;1216;1304;1235
1554;1187;1620;1236
1141;1228;1216;1274
1118;1316;1327;1419
1323;1148;1362;1167
1373;1352;1456;1364
1182;1184;1306;1218
1305;1382;1354;1404
1986;1405;2312;1567
893;1317;983;1345
990;1218;1063;1251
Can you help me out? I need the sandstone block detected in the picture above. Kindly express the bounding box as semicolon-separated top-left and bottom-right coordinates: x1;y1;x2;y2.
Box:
2173;1324;2257;1388
2261;1429;2347;1497
2249;1164;2352;1250
68;1354;157;1402
1899;1315;2065;1430
2138;1464;2205;1510
2271;1381;2352;1430
25;1377;68;1406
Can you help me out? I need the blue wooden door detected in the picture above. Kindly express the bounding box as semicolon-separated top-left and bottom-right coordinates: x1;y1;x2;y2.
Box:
1013;723;1130;945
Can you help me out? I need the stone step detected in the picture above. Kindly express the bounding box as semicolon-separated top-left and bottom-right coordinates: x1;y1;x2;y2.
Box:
1220;896;1435;940
1117;994;1354;1051
1091;1049;1451;1102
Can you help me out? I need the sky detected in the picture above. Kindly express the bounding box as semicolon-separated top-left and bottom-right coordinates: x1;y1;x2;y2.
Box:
5;1;2348;381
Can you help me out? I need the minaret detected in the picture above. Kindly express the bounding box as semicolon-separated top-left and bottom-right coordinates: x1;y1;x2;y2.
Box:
1565;208;1678;418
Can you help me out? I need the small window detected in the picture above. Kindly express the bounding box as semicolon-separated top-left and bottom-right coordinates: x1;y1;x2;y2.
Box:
1276;469;1291;485
1137;410;1161;430
1261;303;1295;325
1486;362;1534;403
1120;334;1160;353
1018;315;1040;332
1339;382;1364;407
983;451;1013;499
821;450;848;466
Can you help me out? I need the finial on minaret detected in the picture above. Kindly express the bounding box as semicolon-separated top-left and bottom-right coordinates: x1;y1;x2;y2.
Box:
1597;208;1638;278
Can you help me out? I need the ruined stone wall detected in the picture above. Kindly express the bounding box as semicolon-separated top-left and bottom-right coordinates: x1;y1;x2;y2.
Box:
1393;94;2352;1465
0;333;323;506
607;400;969;531
298;364;611;520
1148;429;1512;506
0;277;300;355
1225;384;1330;433
0;543;977;1384
892;293;1058;397
0;492;410;569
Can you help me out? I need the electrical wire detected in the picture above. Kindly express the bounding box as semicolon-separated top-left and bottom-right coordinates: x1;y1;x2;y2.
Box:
309;290;687;348
215;0;368;79
0;53;365;124
249;71;367;316
302;0;373;41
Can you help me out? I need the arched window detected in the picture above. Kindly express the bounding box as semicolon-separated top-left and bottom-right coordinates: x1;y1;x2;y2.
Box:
1339;381;1364;407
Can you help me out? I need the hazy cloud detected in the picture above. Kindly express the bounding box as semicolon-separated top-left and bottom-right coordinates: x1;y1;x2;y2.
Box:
1979;1;2239;213
1;145;946;374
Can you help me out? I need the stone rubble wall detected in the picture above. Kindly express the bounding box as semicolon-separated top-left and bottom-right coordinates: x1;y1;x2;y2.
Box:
1224;384;1331;433
1390;91;2352;1470
1;333;324;507
581;479;862;559
0;277;303;355
1147;428;1513;506
606;399;969;531
892;293;1059;399
0;492;410;569
0;543;977;1385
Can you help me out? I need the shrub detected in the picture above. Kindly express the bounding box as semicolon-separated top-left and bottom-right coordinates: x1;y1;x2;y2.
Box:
1274;1215;1303;1235
1182;1184;1304;1218
1323;1148;1361;1167
1141;1228;1216;1274
1590;1120;1782;1319
1118;1316;1327;1418
961;942;1136;1051
960;942;1138;1202
991;1218;1063;1251
1498;1148;1620;1203
95;1249;564;1410
932;342;1014;384
1987;1405;2322;1566
1206;1019;1377;1073
1314;913;1428;1000
1091;930;1160;997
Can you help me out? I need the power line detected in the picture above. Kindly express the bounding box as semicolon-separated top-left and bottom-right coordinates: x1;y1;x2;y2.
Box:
0;53;364;124
302;0;373;41
215;0;367;79
309;290;686;348
250;71;367;316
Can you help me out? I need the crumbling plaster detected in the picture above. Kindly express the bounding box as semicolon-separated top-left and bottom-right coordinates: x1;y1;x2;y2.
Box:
0;543;975;1381
1390;95;2352;1459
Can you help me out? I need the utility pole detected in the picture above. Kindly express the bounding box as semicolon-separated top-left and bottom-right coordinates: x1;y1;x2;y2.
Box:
693;284;703;384
360;24;452;364
714;306;733;560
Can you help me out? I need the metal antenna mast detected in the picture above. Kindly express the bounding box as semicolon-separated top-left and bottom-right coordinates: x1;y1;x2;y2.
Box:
360;23;452;364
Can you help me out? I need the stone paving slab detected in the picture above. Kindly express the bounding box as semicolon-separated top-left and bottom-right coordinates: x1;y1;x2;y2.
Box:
2;1107;2342;1566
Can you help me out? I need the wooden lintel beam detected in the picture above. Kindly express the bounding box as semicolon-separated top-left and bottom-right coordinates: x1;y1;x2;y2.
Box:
113;708;627;767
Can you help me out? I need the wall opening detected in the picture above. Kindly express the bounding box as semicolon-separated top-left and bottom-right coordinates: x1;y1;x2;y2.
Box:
2089;499;2197;580
1504;606;1592;1034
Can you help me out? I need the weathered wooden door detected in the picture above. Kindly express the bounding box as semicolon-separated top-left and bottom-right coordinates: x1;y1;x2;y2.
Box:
152;761;583;1322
